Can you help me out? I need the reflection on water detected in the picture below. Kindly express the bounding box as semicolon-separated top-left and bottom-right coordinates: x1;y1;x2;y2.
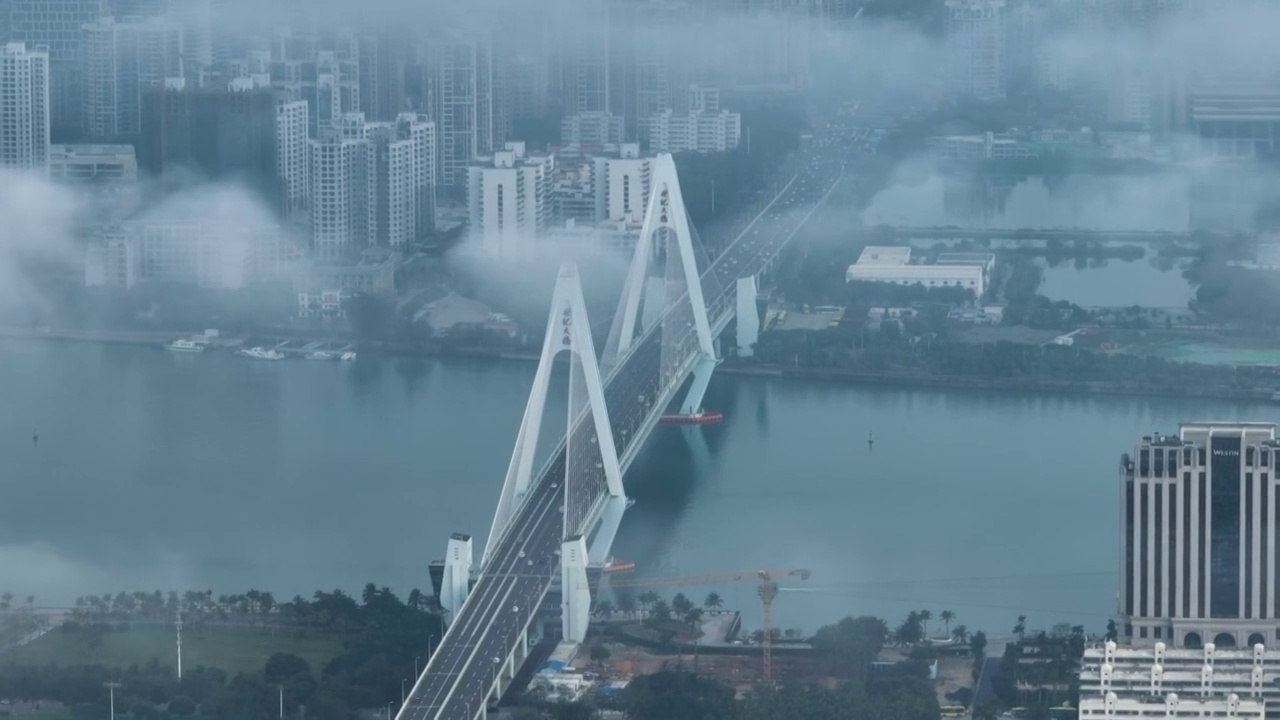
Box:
1039;258;1195;308
862;172;1192;231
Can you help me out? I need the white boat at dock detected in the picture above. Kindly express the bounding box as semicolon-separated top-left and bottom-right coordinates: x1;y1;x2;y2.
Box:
306;351;335;360
164;339;204;353
340;351;357;362
238;346;285;361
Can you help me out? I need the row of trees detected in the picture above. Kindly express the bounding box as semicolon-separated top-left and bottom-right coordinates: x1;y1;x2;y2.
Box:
67;585;439;630
2;584;443;720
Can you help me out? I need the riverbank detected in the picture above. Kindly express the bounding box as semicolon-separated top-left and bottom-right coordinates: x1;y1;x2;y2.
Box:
8;325;1277;403
719;361;1280;403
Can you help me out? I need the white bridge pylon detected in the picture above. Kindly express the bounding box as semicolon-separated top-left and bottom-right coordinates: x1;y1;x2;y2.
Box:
483;263;625;568
604;153;717;370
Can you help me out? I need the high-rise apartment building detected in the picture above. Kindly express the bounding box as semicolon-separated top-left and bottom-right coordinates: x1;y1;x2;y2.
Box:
394;112;437;238
139;78;279;207
561;111;625;145
276;98;308;220
427;35;494;190
946;0;1006;102
0;42;50;173
1120;422;1280;649
4;0;106;136
162;0;211;83
592;142;650;224
466;141;552;257
310;114;375;259
83;17;183;139
367;121;415;247
647;108;741;153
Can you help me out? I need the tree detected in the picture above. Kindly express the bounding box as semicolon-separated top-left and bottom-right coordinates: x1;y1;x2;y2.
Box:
940;610;956;635
361;583;378;606
264;653;311;685
0;592;12;611
1105;619;1119;642
595;600;614;621
648;599;671;625
683;607;703;633
589;644;611;664
703;592;722;611
970;631;988;658
1014;615;1027;640
671;593;694;617
638;591;659;613
622;671;736;720
918;609;932;636
952;624;969;643
617;594;637;618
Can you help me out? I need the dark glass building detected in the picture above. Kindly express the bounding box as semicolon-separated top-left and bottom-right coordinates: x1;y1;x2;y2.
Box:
139;80;281;212
1121;422;1280;648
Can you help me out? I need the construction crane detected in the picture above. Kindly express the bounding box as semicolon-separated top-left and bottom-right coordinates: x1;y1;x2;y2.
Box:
607;567;812;680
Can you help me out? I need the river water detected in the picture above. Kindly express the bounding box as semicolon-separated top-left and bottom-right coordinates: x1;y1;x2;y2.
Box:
5;339;1278;637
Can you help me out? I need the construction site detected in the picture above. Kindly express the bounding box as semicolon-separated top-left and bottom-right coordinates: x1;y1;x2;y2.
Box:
526;565;976;708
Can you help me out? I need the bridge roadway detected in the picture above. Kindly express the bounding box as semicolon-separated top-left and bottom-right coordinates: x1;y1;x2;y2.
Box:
403;134;850;720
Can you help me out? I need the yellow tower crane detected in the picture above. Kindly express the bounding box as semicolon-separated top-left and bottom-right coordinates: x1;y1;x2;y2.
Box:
606;567;812;680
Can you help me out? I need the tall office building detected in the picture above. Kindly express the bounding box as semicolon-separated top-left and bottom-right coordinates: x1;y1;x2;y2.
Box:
139;78;279;208
4;0;107;136
0;42;50;173
1120;422;1280;649
309;113;375;259
427;34;494;189
946;0;1007;102
466;141;553;257
83;17;183;139
276;98;308;220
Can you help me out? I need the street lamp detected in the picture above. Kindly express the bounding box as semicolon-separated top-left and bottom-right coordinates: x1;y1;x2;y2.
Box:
401;678;407;705
103;682;122;720
385;701;394;720
414;655;421;678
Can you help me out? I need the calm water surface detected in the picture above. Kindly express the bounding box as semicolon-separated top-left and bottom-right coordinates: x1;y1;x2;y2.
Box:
2;340;1274;636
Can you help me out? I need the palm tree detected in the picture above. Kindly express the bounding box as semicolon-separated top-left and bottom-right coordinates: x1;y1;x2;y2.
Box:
940;610;956;635
704;592;723;611
407;589;425;612
362;583;378;606
952;624;968;643
1013;614;1027;640
919;609;932;636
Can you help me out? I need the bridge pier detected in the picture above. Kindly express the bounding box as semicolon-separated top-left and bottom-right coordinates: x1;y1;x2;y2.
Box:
441;533;473;623
736;275;759;358
678;353;720;415
588;494;634;566
561;536;591;644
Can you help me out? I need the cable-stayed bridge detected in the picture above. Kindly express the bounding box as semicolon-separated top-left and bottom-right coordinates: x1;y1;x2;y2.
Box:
402;136;847;720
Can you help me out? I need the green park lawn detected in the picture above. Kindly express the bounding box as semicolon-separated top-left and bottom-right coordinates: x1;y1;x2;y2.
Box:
7;625;344;676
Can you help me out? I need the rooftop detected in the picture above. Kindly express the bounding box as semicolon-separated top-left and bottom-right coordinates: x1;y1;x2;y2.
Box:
937;252;996;266
855;246;912;266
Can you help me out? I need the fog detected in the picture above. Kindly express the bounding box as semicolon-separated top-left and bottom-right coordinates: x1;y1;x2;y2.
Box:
0;171;86;316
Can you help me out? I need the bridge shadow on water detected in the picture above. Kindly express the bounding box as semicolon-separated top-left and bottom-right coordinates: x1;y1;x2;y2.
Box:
608;379;740;571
